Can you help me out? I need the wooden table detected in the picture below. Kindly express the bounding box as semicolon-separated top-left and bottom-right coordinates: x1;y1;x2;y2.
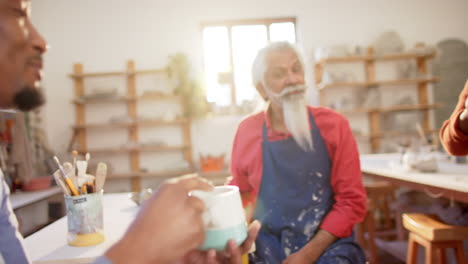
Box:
24;193;138;264
360;153;468;262
360;153;468;203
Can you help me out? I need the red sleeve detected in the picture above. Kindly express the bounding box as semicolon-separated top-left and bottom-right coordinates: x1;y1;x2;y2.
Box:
229;125;253;193
440;80;468;156
229;115;264;219
318;112;367;238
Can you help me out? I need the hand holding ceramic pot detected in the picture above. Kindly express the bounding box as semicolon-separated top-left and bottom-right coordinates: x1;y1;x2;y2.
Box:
182;220;261;264
190;185;248;251
105;174;213;264
459;95;468;134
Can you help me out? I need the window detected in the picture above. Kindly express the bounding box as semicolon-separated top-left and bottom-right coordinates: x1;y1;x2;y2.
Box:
202;18;297;108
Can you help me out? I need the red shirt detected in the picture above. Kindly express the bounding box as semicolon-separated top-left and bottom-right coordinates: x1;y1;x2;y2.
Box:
440;80;468;156
229;106;367;238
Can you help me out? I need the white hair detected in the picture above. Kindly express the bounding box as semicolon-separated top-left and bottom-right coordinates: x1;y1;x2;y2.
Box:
251;41;305;87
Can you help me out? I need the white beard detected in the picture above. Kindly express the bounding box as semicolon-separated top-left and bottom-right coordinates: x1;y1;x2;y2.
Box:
282;93;314;152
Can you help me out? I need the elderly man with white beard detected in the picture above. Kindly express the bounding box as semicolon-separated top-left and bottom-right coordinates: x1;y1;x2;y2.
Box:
229;42;367;264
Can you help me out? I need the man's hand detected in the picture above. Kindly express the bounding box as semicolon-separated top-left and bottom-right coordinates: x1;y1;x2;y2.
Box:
106;174;213;264
282;229;337;264
183;220;261;264
459;96;468;134
281;249;315;264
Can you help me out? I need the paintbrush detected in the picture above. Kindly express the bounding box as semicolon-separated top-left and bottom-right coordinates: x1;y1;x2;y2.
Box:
85;152;90;167
72;150;78;177
53;156;79;196
63;162;78;191
53;170;71;196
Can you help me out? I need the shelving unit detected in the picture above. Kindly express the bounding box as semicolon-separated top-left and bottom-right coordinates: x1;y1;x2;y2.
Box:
314;47;440;153
70;60;194;192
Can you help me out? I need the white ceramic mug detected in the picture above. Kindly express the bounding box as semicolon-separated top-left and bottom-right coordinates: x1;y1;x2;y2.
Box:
190;185;247;250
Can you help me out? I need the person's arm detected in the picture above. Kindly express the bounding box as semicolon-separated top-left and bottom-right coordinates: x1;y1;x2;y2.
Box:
103;175;213;264
0;170;31;264
459;97;468;133
228;123;258;221
281;229;336;264
319;117;367;237
440;80;468;156
284;116;367;263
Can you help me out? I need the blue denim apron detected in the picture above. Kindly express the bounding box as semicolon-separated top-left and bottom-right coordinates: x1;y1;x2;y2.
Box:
250;111;365;264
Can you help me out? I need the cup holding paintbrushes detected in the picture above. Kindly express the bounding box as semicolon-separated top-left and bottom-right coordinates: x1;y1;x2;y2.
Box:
52;154;107;247
64;190;104;247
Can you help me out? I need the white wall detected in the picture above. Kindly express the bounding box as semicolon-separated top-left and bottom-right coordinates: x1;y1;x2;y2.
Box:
31;0;468;170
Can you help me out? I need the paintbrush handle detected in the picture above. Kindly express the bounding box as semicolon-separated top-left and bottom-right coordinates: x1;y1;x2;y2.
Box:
95;163;107;192
64;177;79;196
53;170;71;196
81;184;87;194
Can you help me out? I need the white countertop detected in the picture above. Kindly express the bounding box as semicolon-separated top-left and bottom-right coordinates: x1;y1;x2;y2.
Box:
10;186;62;210
24;193;138;262
360;153;468;193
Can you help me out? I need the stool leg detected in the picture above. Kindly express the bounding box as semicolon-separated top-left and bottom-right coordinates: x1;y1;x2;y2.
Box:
366;213;378;264
453;242;467;264
395;208;405;241
355;221;365;249
437;246;446;264
407;233;419;264
425;242;434;264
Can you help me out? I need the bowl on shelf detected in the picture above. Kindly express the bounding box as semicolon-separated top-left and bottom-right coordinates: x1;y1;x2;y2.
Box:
22;176;53;192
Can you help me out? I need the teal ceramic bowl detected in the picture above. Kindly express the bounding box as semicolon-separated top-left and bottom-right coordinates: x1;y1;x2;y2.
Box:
199;222;248;251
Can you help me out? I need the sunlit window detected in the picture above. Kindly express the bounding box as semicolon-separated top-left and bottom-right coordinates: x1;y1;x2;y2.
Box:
270;22;296;43
203;27;231;106
202;18;297;108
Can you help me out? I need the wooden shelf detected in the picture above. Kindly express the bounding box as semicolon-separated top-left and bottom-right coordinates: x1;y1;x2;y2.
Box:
139;169;193;178
369;129;440;139
379;103;442;113
319;77;439;90
72;94;181;105
71;60;194;192
317;51;436;65
78;145;188;155
315;45;439;153
138;94;182;101
339;104;442;114
72;96;134;104
377;52;436;62
137;119;187;126
109;169;193;178
73;119;188;129
109;169;230;181
133;69;167;75
139;145;188;152
69;71;126;78
69;68;167;78
351;129;439;139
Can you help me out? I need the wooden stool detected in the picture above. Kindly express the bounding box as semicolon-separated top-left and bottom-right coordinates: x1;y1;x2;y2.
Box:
356;181;402;264
355;181;412;264
356;199;378;264
403;213;468;264
365;181;402;239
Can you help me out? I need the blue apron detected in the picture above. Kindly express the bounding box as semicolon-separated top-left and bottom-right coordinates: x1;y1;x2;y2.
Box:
250;110;365;264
